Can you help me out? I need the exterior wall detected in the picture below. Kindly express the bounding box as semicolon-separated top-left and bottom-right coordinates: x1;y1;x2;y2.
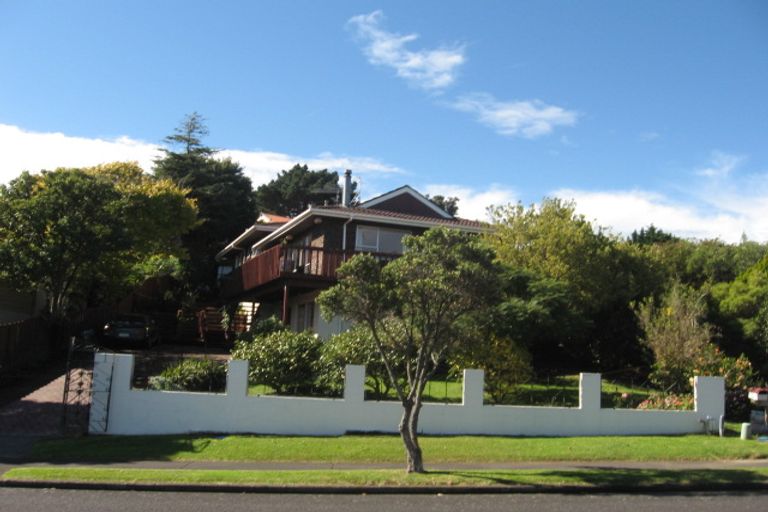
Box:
92;353;726;437
370;194;446;218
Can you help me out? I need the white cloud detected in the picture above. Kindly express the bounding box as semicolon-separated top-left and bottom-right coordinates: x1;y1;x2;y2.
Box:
347;10;465;91
0;123;161;183
424;183;517;221
695;151;746;178
551;188;768;243
0;123;402;187
452;93;577;138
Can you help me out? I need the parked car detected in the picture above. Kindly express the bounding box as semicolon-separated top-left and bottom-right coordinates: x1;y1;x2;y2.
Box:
102;314;159;348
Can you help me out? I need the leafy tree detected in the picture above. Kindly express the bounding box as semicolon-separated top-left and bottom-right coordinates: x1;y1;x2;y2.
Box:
254;164;356;216
425;194;459;216
318;228;501;473
154;113;256;296
637;281;718;390
486;199;658;370
712;255;768;373
629;224;677;245
0;164;196;321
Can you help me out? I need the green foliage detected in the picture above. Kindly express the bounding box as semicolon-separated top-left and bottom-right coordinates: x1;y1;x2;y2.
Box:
637;282;715;390
0;164;195;320
148;359;227;392
487;199;658;370
231;330;323;394
316;324;404;399
712;255;768;371
449;334;533;404
247;315;287;336
629;225;678;245
637;281;755;402
154;113;255;297
636;392;694;411
319;228;501;471
254;164;356;217
425;194;459;216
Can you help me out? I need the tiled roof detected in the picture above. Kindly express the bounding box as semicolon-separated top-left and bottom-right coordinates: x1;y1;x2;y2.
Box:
315;206;487;229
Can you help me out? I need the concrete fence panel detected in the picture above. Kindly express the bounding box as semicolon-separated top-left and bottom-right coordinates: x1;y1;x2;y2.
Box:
91;353;725;437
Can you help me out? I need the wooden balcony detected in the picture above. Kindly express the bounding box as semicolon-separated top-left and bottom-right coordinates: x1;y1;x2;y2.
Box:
219;245;398;298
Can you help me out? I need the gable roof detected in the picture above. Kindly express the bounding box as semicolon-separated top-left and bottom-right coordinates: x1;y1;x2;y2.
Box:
360;185;453;219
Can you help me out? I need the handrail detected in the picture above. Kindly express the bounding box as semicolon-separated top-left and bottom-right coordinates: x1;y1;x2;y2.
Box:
220;245;400;297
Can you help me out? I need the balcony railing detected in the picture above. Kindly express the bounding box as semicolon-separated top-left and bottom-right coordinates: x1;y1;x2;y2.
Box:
219;245;399;297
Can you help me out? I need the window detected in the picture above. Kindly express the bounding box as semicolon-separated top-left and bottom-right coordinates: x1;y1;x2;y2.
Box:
355;226;409;254
295;301;315;332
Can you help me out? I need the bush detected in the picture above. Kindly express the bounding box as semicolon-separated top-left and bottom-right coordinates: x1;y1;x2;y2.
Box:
449;335;533;404
148;359;227;392
636;392;694;410
231;330;322;394
316;326;402;399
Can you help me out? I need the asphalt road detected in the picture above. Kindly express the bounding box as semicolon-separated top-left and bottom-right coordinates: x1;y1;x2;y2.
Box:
1;489;767;512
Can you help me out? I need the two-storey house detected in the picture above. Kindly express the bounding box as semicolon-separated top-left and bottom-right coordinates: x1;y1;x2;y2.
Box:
216;171;485;337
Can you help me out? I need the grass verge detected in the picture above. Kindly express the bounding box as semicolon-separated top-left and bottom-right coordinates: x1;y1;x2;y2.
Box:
5;467;768;489
32;433;768;464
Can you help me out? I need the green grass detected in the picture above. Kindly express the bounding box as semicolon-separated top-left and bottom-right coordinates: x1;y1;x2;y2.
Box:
248;374;656;408
31;433;768;464
5;467;768;489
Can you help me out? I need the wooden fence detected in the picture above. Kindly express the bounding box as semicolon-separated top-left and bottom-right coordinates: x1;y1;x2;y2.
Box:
0;317;52;374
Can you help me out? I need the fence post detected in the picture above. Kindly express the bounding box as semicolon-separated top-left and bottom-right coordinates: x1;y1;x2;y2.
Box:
344;365;365;403
462;369;485;408
579;373;601;411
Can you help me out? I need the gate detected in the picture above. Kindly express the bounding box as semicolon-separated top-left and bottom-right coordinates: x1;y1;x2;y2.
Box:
61;336;105;435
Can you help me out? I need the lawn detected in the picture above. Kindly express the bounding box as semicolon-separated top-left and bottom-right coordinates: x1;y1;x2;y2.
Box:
5;467;768;489
31;433;768;464
248;374;656;408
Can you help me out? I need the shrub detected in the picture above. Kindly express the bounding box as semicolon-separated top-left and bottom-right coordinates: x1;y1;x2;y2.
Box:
449;335;533;404
316;325;403;399
231;330;322;394
148;359;227;392
636;392;694;411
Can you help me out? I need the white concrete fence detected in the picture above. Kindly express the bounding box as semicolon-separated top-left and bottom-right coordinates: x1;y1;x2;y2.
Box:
89;353;725;437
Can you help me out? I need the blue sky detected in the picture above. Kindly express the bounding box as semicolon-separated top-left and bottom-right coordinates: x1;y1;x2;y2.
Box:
1;1;766;241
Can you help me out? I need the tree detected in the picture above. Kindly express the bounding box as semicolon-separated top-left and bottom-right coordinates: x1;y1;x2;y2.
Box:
637;281;717;390
629;224;677;245
154;113;256;296
318;228;500;473
254;164;356;217
0;164;196;321
425;194;459;216
486;198;658;370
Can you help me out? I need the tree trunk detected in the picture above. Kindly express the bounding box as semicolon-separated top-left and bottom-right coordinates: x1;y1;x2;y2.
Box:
399;399;425;473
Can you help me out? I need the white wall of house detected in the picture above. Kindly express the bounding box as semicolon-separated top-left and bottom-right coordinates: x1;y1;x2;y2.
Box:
90;353;725;437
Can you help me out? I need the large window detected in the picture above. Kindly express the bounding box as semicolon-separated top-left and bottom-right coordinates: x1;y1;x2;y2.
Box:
355;226;410;254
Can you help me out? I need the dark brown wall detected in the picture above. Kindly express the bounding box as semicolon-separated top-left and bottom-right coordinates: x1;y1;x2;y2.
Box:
369;194;446;218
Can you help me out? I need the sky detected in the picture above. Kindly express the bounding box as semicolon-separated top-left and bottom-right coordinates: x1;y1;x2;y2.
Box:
1;1;766;242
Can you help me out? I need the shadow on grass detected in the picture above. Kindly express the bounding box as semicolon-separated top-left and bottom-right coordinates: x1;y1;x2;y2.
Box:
31;435;214;464
427;468;768;488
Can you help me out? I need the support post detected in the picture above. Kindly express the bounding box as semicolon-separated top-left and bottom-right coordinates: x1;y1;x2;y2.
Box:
281;284;289;325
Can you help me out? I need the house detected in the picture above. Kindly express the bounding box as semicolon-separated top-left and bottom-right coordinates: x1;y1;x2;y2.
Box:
215;170;485;337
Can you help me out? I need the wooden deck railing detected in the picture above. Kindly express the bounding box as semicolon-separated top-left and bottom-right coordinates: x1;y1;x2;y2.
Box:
219;245;399;297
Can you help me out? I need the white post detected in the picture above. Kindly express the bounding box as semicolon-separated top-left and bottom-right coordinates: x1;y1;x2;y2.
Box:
344;364;365;403
694;376;725;421
462;369;485;408
226;360;249;399
579;373;601;411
